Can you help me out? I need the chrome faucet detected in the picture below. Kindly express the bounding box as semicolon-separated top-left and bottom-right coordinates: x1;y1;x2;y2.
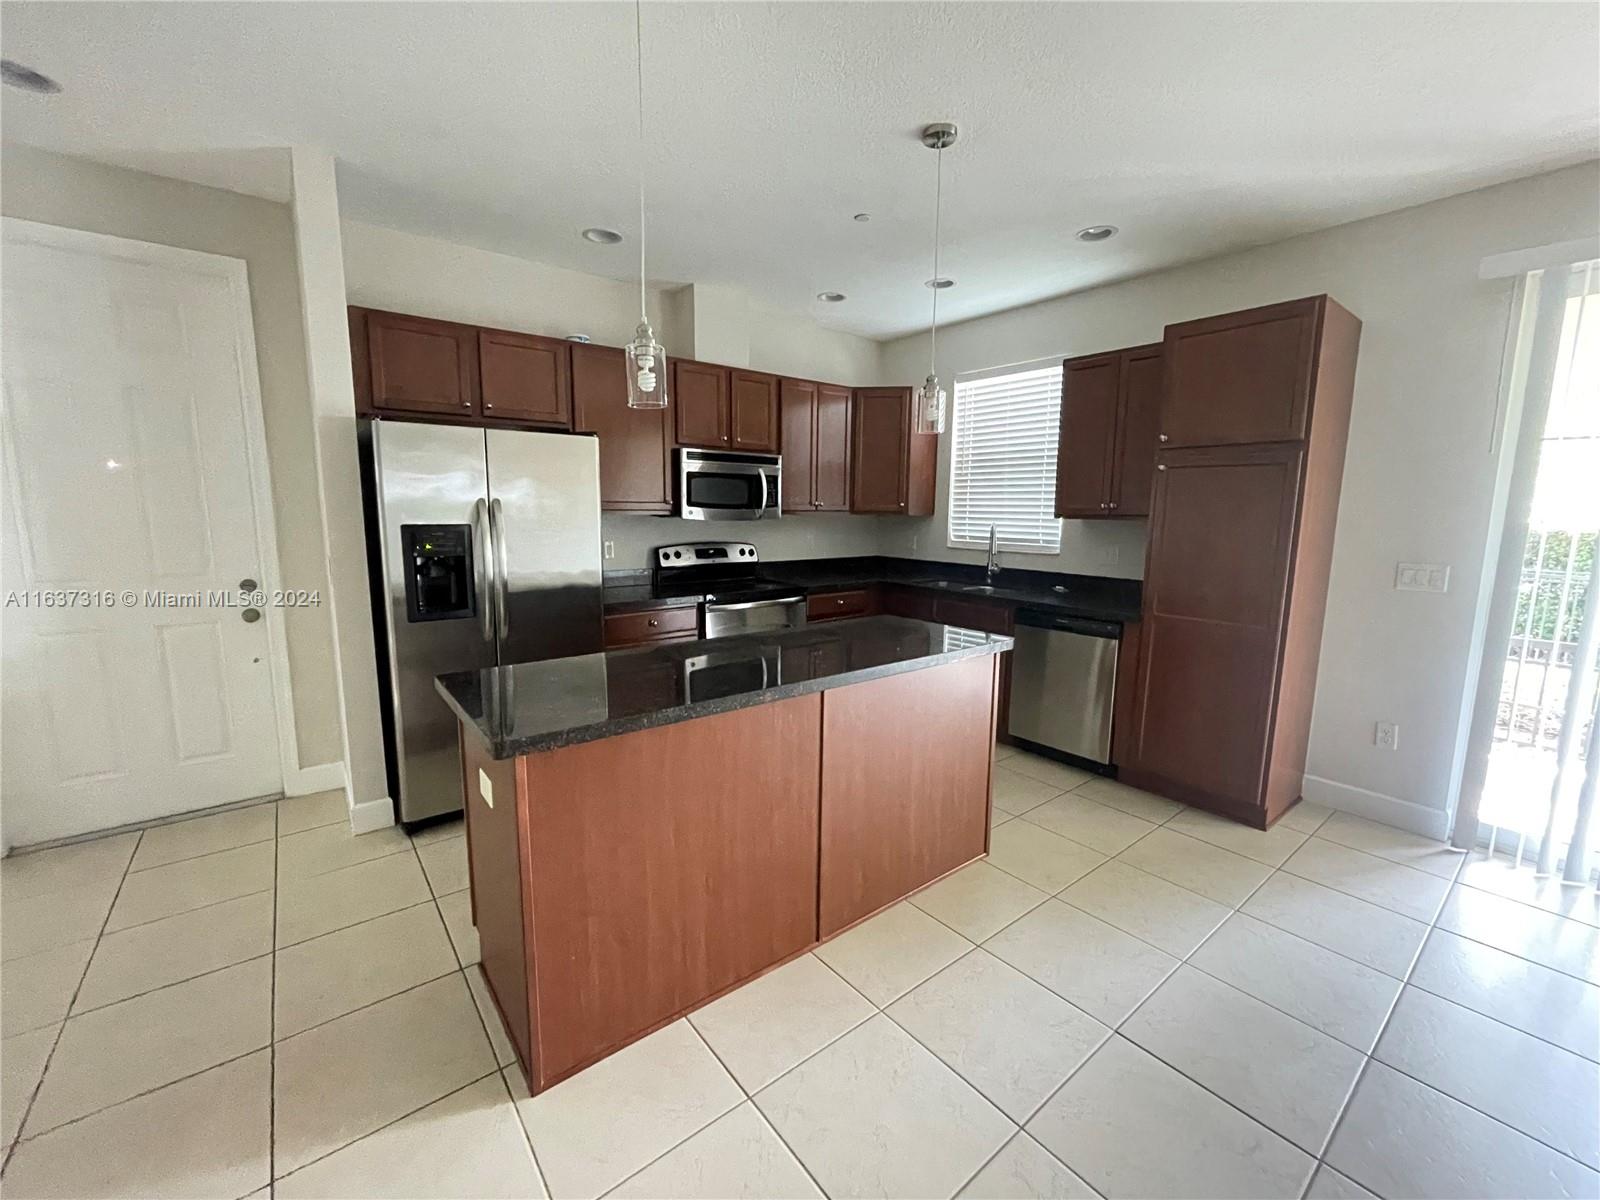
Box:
985;524;1001;583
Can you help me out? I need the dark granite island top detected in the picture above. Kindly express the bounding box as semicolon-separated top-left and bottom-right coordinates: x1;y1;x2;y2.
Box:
435;615;1013;760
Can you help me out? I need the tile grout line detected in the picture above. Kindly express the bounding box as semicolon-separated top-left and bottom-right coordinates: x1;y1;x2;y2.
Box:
1;829;145;1174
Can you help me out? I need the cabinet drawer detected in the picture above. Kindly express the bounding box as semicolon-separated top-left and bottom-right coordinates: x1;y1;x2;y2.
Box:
603;606;700;648
807;589;878;622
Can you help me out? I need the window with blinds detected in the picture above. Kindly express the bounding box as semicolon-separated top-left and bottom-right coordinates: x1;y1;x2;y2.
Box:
947;362;1063;553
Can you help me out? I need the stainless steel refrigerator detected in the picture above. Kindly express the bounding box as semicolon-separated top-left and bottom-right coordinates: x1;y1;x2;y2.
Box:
360;419;604;823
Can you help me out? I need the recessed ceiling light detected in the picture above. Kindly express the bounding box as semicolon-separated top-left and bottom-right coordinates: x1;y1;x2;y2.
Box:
1;60;61;94
581;227;623;245
817;292;847;303
1076;225;1118;242
925;277;955;289
852;213;871;223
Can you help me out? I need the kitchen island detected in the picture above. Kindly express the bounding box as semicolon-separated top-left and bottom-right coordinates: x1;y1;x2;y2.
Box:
434;615;1011;1093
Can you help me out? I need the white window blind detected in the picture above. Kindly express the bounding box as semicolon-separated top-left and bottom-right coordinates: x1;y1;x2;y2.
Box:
947;363;1063;553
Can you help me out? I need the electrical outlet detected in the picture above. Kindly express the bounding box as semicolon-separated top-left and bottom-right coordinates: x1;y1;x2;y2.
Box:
602;540;615;561
1374;721;1400;750
1395;563;1449;593
1099;544;1121;567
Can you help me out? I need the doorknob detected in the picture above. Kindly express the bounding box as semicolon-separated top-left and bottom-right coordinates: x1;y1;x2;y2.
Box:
242;608;262;623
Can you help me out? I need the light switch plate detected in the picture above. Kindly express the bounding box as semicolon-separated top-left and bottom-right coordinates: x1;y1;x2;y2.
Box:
478;767;494;808
1396;562;1449;593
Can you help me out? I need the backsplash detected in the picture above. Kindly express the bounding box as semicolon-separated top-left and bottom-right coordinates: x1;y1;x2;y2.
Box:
599;512;890;570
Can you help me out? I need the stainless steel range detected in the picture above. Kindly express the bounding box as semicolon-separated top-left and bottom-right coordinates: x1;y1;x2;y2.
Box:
652;541;806;638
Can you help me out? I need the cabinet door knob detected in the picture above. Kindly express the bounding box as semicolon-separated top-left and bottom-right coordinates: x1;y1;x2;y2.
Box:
647;618;659;627
1109;502;1118;509
1157;464;1168;472
1158;433;1169;442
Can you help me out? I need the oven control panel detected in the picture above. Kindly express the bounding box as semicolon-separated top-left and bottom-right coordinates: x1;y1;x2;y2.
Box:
655;542;758;566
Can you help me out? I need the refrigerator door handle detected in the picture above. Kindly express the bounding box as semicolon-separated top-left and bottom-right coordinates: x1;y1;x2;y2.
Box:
490;496;510;645
473;498;494;644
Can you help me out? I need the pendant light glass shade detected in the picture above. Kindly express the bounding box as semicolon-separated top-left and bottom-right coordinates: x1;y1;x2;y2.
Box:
625;319;667;409
915;374;946;436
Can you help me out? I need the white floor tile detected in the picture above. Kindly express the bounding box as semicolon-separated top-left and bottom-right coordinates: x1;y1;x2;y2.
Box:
0;834;136;903
986;819;1106;893
990;807;1013;830
74;891;272;1013
105;842;274;932
1022;794;1156;856
277;823;411;881
993;743;1018;763
754;1014;1015;1200
813;901;971;1006
888;949;1109;1122
1004;753;1094;794
1;1023;57;1145
2;1052;270;1200
1026;1036;1312;1200
985;898;1178;1026
1457;855;1600;928
466;964;519;1068
276;789;347;836
1278;801;1334;835
276;1074;544;1200
910;861;1050;941
2;939;94;1037
416;834;469;896
1327;1061;1598;1200
274;902;458;1038
512;1018;742;1199
608;1102;821;1200
130;804;275;872
275;851;431;947
437;889;481;967
1410;928;1599;1062
689;953;873;1092
25;956;271;1136
1164;807;1308;866
958;1132;1098;1199
273;972;495;1175
1437;883;1600;983
1189;913;1401;1052
1283;836;1451;922
1115;826;1274;907
1315;811;1464;879
1072;776;1183;823
1305;1165;1378;1199
1376;985;1599;1169
1;881;119;962
1060;860;1230;957
1123;966;1363;1154
990;766;1064;816
1241;871;1428;978
411;816;466;846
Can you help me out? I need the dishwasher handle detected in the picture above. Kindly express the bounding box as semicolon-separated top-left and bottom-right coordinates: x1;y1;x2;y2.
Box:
1015;609;1122;640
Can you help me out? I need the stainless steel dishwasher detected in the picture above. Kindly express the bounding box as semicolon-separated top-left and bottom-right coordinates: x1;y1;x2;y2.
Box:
1006;610;1121;765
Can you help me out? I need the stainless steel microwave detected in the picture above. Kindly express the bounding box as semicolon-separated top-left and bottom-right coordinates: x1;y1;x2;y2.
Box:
676;449;781;521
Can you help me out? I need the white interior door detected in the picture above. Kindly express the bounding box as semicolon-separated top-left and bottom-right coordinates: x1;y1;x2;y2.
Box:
1;221;283;847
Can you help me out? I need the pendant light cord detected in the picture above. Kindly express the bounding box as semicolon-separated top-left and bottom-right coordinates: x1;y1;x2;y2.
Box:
635;0;648;324
930;144;942;373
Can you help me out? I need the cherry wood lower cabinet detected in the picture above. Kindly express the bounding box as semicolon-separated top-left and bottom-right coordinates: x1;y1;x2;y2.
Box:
460;656;999;1092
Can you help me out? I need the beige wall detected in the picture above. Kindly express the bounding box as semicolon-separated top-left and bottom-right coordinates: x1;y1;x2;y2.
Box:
1;143;342;769
882;161;1600;834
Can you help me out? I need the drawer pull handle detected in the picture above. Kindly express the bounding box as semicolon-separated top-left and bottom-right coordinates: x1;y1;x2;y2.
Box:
647;618;659;627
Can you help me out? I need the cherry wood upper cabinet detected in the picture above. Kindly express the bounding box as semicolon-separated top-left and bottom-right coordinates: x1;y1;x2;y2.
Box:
366;309;480;417
672;359;730;448
1055;354;1120;518
1159;298;1322;448
1055;343;1163;519
780;378;817;511
814;384;852;511
478;329;572;428
730;370;779;453
850;387;936;515
572;343;673;513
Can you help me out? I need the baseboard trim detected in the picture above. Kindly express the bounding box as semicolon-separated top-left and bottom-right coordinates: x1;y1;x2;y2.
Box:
349;794;397;834
1302;774;1450;840
283;761;345;797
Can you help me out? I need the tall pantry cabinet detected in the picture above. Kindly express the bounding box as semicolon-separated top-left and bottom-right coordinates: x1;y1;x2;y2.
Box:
1123;296;1361;829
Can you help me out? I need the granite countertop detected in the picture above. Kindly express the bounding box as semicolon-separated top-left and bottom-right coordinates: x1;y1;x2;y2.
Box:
602;556;1141;623
435;615;1013;759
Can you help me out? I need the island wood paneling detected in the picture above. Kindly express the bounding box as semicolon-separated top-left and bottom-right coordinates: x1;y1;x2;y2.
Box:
818;656;996;936
520;694;822;1085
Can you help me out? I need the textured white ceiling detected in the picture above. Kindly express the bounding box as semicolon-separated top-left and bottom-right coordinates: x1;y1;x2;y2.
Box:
3;2;1595;339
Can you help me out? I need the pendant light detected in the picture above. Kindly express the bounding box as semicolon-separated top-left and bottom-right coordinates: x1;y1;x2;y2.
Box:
624;0;667;409
916;122;957;435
